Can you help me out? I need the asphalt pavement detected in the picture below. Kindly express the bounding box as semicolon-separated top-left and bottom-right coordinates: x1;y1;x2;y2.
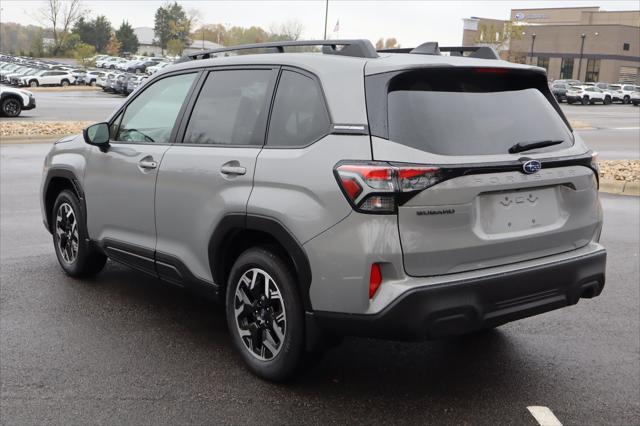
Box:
1;142;639;425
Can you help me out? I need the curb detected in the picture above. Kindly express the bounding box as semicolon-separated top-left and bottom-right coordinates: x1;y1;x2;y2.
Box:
599;179;640;196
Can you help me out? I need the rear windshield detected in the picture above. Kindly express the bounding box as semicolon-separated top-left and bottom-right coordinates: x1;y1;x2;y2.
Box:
383;69;573;156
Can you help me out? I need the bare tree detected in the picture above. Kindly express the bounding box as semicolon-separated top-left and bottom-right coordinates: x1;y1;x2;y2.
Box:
270;20;304;41
35;0;85;55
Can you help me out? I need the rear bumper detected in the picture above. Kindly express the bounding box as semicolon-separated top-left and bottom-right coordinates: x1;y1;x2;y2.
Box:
313;248;606;340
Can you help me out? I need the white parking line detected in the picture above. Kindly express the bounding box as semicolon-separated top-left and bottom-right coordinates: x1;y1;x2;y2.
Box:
527;406;563;426
611;127;640;130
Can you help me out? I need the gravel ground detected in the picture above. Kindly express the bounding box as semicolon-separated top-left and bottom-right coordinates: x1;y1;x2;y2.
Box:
0;121;92;137
598;160;640;183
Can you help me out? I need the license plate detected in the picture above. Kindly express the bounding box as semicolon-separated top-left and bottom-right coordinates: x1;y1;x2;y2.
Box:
477;187;562;235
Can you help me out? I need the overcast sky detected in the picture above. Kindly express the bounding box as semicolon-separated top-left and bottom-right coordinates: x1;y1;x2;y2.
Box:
1;1;638;46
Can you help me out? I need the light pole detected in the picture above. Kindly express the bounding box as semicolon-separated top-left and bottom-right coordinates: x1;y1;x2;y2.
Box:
530;33;536;65
577;33;586;81
323;0;329;40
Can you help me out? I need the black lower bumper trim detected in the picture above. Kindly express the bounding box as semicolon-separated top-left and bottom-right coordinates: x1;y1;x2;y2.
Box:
314;250;606;341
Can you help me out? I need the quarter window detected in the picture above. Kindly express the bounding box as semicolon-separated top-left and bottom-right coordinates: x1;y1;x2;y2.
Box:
116;73;196;143
183;69;276;145
266;70;330;147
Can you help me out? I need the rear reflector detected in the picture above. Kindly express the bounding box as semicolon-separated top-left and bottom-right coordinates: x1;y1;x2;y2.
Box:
369;263;382;299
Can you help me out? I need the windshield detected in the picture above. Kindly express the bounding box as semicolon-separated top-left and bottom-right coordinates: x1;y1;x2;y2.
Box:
384;68;573;156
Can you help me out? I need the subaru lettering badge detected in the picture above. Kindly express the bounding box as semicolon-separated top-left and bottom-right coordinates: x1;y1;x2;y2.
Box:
522;160;542;174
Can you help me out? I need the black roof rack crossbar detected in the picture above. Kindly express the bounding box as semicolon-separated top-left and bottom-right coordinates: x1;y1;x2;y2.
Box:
378;43;500;60
177;39;379;63
440;46;500;60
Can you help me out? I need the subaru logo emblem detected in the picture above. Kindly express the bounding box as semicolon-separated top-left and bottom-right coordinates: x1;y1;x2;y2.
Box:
514;12;525;20
522;160;542;174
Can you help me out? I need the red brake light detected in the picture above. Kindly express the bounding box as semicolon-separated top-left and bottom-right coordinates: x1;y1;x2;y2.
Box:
340;176;362;201
369;263;382;299
474;67;509;74
334;163;442;213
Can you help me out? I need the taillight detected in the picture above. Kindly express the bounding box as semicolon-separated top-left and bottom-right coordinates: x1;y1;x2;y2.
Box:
334;162;442;213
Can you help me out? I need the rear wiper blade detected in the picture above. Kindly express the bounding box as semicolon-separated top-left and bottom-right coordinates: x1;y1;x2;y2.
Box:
508;139;563;154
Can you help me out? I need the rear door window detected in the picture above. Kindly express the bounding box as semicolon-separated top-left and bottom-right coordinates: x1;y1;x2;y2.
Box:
183;69;277;146
266;70;330;147
381;68;573;156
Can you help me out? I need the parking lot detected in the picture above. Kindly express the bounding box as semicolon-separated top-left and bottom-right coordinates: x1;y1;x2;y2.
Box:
1;143;638;424
1;88;639;424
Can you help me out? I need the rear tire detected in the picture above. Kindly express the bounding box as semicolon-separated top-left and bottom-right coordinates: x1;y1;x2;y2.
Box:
52;190;107;278
623;95;630;104
604;96;611;105
582;96;590;105
226;247;305;382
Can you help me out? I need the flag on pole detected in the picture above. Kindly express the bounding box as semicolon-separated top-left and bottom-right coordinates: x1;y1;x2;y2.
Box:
333;19;340;32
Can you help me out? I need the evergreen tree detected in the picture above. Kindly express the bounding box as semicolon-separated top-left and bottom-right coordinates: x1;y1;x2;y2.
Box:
116;21;139;54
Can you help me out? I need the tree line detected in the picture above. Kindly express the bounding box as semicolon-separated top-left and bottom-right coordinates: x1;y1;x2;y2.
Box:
2;0;398;60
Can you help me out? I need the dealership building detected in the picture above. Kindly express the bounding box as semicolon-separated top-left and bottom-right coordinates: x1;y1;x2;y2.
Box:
462;6;640;83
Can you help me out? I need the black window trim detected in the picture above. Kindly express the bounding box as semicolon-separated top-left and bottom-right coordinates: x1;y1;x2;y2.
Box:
174;64;335;150
107;69;203;146
175;64;280;148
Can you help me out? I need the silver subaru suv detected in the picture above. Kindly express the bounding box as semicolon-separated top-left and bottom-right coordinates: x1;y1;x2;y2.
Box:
40;40;606;381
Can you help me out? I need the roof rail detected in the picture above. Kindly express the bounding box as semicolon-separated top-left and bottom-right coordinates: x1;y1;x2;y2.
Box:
378;42;500;60
176;39;379;63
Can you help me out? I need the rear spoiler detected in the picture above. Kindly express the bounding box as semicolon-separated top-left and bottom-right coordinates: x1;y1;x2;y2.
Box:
378;42;500;60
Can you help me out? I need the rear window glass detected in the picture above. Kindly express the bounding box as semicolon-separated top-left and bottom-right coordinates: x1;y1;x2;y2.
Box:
385;69;573;156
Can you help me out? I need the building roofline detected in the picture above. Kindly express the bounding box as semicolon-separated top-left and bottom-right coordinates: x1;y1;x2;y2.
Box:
510;6;600;11
518;24;640;29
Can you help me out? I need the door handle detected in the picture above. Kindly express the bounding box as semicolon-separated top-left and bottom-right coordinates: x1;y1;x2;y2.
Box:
138;159;158;170
220;165;247;176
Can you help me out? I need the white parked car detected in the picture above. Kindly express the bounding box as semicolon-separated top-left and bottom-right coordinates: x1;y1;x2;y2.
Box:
631;91;640;106
18;70;76;87
566;85;608;105
0;86;35;117
96;57;127;69
145;62;169;75
619;84;640;104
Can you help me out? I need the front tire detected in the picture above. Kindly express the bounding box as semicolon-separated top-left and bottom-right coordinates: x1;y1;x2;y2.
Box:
60;79;69;87
226;247;305;381
604;96;611;105
1;97;22;117
623;95;630;104
52;190;106;278
29;80;38;88
582;96;590;105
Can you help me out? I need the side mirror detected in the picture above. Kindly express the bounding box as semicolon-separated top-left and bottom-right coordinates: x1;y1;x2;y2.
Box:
83;122;110;150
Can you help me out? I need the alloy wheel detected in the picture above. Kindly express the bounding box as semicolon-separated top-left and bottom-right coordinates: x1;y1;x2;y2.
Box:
233;268;287;361
2;99;20;117
55;202;79;264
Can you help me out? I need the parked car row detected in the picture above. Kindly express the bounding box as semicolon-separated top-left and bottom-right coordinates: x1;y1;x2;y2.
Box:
97;70;149;95
94;54;171;75
0;53;109;88
551;79;640;105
